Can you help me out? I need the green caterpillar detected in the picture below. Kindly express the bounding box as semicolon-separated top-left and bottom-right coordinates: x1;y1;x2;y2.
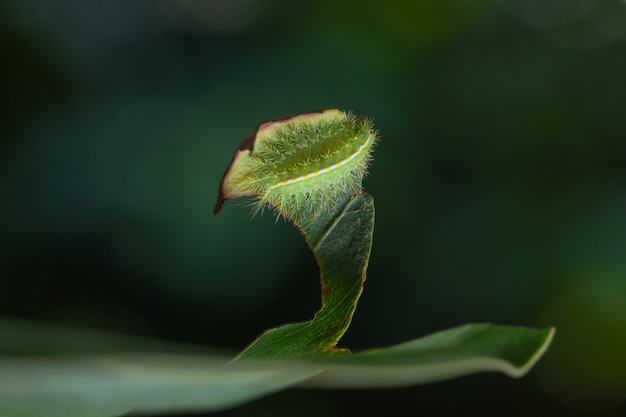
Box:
214;109;378;222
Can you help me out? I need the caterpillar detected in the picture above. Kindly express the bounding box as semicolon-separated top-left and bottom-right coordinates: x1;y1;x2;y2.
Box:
214;109;378;222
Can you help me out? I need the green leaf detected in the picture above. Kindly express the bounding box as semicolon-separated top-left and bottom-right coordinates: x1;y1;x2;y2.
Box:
0;354;318;417
304;323;556;388
0;319;553;417
0;318;320;417
235;192;374;359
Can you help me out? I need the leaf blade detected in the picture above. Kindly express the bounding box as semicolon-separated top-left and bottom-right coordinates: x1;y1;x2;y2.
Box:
0;320;554;416
235;193;375;359
302;323;556;388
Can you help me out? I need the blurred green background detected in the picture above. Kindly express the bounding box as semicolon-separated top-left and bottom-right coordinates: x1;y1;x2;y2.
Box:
2;0;626;416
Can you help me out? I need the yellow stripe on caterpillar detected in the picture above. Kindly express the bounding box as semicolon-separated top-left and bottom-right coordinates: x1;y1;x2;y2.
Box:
269;136;372;190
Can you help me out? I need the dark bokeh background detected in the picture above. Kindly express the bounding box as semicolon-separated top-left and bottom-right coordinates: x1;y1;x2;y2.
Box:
2;0;626;416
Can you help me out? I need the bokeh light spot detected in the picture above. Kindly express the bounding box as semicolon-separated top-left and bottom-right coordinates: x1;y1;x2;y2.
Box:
537;286;626;410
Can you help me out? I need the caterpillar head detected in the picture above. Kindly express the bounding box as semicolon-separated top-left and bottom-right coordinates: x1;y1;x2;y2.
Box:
214;109;378;222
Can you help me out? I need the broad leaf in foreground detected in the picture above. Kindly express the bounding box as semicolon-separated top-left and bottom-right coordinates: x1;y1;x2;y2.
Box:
0;319;553;417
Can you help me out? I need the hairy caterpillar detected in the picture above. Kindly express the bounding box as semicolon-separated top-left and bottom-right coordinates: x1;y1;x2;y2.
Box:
214;109;378;222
